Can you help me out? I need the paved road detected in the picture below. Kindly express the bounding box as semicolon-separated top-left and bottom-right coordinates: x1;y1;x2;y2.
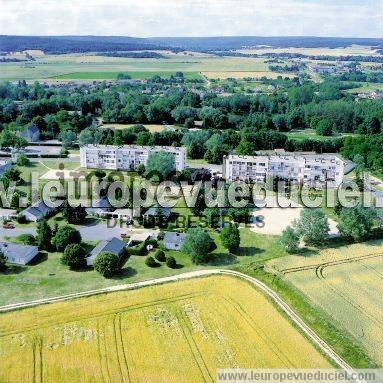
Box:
0;269;358;378
0;222;160;242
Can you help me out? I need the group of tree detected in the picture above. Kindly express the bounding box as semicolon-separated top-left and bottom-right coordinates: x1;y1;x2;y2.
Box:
280;209;329;253
280;204;379;253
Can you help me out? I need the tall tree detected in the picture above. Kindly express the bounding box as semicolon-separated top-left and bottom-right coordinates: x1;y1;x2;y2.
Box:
36;219;52;251
294;208;329;247
220;224;240;253
182;228;216;264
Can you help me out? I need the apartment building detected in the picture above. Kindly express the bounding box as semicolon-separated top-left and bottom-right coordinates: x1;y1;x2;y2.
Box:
80;145;186;172
223;153;345;187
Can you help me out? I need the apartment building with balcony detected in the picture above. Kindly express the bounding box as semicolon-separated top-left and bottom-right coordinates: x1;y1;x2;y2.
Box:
223;153;345;187
80;145;186;172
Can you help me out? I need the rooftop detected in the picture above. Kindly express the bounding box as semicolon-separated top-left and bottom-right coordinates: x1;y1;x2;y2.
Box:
88;237;126;261
82;144;185;152
0;242;38;260
163;232;186;245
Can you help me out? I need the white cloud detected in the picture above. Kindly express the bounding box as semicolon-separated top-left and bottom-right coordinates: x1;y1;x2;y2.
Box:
0;0;382;37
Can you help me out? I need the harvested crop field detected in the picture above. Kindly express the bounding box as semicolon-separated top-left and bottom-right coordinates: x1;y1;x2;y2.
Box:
0;275;331;383
268;241;383;364
202;71;295;79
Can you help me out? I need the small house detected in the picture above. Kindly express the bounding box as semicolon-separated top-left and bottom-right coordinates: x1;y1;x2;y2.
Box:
143;205;172;220
163;232;186;251
87;237;126;266
0;160;12;176
0;242;39;265
86;196;113;217
19;124;40;142
21;200;57;222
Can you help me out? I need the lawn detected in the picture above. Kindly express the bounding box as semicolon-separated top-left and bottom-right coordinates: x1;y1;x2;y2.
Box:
100;123;173;133
0;275;331;383
0;228;286;307
284;129;359;142
266;240;383;365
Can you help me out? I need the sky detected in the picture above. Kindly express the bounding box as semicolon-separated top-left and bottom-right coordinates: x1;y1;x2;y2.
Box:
0;0;382;38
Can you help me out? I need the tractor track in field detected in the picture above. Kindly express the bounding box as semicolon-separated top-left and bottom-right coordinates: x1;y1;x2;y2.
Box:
279;252;383;275
0;292;206;337
223;296;295;368
315;265;383;332
0;269;363;381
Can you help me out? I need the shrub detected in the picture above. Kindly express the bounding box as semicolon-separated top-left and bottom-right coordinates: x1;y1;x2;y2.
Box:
61;243;87;270
166;256;177;268
220;224;240;253
154;249;166;262
16;153;30;166
94;252;121;278
0;250;8;272
52;225;82;252
145;256;158;268
280;226;299;254
128;241;147;256
16;213;27;224
146;238;158;248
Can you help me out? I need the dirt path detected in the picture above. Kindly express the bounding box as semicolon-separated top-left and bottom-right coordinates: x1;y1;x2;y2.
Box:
0;269;359;378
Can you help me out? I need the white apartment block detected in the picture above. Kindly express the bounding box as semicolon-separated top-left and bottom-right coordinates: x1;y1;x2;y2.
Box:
80;145;186;172
223;153;345;187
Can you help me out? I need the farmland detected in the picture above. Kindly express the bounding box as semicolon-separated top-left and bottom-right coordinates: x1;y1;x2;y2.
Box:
0;53;289;81
236;44;380;57
267;240;383;365
0;275;331;383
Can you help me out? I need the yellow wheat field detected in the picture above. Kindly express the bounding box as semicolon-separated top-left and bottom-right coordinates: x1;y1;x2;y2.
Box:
0;276;331;383
268;241;383;364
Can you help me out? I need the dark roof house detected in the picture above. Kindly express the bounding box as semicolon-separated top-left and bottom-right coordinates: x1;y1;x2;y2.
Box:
87;237;126;266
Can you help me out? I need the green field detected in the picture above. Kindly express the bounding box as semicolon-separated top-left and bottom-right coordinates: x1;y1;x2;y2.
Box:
52;71;203;80
267;240;383;365
0;228;287;307
285;129;359;142
0;53;277;81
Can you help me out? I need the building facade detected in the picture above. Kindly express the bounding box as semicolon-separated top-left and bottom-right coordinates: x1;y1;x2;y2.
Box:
223;154;345;187
80;145;186;172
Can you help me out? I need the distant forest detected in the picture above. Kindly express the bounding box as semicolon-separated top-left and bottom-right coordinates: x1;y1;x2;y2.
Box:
96;51;167;59
1;35;383;54
0;35;168;54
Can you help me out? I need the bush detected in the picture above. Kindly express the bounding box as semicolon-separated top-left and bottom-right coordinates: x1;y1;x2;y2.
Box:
220;224;240;253
0;251;8;272
154;249;166;262
146;238;158;248
16;213;27;224
94;252;121;278
280;226;299;254
61;243;87;270
166;256;177;268
145;256;158;268
17;233;36;245
128;241;147;256
52;225;82;252
16;153;30;166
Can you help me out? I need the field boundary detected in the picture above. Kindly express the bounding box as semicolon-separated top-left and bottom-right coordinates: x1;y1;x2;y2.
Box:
0;269;359;379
